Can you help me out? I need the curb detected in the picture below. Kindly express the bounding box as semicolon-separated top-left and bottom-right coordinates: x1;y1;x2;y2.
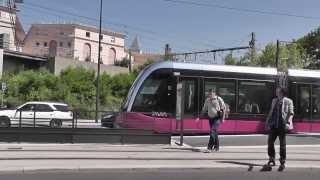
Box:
1;165;320;174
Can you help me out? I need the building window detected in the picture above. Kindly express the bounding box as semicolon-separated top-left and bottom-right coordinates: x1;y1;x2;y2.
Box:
60;32;65;35
44;42;48;47
59;42;63;47
83;43;91;62
36;42;40;47
111;36;115;43
49;40;58;57
109;48;116;64
86;32;90;38
68;42;72;48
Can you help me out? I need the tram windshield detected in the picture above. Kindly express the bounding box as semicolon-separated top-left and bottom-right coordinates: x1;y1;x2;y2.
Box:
132;70;176;117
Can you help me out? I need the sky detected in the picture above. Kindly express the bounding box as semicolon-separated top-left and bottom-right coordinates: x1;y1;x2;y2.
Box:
17;0;320;57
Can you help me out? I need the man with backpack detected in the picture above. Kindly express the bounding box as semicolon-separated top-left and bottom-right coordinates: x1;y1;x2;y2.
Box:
201;89;226;153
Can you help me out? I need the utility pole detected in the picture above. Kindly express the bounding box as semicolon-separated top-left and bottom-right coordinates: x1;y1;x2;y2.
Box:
250;32;256;62
249;32;256;49
129;50;132;73
165;44;171;60
276;40;280;69
95;0;103;123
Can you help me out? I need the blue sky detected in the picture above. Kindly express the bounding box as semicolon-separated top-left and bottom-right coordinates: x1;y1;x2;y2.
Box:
18;0;320;55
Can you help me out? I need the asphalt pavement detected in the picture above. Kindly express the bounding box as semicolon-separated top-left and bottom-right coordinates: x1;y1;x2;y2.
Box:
0;134;320;176
172;134;320;147
1;169;319;180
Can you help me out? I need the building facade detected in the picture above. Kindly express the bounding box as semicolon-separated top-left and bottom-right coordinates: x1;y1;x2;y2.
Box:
0;0;25;51
23;23;127;65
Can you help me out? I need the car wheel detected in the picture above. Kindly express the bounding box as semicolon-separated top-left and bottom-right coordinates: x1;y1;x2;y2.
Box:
50;119;62;128
0;116;10;128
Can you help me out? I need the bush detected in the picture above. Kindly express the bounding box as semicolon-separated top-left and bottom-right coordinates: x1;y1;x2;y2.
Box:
0;60;154;113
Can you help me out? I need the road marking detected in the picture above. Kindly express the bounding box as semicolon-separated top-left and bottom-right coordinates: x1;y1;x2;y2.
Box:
173;133;320;139
173;134;266;138
194;144;320;149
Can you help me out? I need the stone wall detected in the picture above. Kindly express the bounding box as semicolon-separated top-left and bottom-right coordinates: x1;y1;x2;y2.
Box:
53;57;129;76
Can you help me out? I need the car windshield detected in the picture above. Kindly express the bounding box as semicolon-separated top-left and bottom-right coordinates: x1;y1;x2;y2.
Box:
53;105;70;112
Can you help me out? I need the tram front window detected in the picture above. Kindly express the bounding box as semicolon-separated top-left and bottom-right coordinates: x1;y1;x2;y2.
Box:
132;73;175;117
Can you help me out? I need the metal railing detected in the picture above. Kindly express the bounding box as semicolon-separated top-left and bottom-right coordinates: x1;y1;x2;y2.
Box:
0;109;118;129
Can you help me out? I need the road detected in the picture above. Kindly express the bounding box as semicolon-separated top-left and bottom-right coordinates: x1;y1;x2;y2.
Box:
172;134;320;147
1;169;319;180
0;134;319;179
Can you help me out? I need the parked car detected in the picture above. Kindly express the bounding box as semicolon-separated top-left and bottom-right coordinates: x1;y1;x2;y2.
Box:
0;102;73;128
101;112;117;128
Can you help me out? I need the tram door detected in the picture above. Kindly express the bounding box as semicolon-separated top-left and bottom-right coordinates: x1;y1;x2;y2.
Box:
176;77;202;131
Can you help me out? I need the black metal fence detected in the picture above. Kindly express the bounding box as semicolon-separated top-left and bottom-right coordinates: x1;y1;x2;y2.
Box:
0;110;171;144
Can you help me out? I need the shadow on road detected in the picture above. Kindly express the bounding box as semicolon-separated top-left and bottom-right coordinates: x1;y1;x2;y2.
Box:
217;161;276;172
163;147;202;152
289;134;320;139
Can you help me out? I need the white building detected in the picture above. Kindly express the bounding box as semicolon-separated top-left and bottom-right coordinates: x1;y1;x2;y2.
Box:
23;23;127;65
0;0;25;51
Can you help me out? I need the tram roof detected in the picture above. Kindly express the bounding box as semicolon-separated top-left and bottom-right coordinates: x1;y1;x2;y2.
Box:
151;61;278;76
288;69;320;78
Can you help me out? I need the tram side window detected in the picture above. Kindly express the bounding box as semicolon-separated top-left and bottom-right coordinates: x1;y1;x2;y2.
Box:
297;86;311;120
132;74;175;117
182;80;198;117
204;80;236;113
312;86;320;119
238;81;273;114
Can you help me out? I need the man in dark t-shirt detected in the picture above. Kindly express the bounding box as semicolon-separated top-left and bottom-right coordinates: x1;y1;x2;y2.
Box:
265;87;294;171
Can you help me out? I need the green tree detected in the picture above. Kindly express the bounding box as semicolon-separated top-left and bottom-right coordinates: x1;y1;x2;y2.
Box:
99;73;122;111
297;27;320;69
257;43;276;67
5;70;58;107
59;67;96;111
224;53;238;65
256;43;303;70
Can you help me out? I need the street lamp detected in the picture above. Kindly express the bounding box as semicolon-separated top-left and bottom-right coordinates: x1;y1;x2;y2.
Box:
96;0;103;122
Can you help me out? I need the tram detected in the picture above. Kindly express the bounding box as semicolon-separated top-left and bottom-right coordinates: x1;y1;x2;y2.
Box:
114;61;320;134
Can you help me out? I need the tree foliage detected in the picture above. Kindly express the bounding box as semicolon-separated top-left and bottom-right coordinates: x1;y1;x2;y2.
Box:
297;27;320;69
0;60;156;111
224;43;304;71
224;53;238;65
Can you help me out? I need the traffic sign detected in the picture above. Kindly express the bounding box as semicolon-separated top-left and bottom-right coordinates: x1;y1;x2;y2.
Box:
1;82;7;92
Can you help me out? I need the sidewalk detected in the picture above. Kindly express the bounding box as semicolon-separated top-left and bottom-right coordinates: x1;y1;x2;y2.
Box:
1;141;320;173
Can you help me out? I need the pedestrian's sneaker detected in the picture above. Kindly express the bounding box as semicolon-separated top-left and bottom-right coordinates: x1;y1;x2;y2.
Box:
203;148;212;153
278;164;285;172
260;164;272;172
267;159;276;166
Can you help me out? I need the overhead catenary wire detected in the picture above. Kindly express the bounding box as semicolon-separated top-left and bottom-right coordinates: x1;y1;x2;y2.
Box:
19;2;227;50
161;0;320;21
18;9;193;51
